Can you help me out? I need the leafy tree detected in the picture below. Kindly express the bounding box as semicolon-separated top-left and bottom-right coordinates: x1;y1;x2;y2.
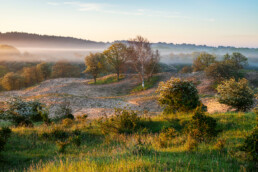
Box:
103;43;128;81
1;72;25;91
156;77;201;114
0;65;8;77
127;36;160;88
192;53;216;72
52;61;81;78
84;53;105;84
224;52;248;69
216;78;254;111
22;66;38;86
36;62;51;81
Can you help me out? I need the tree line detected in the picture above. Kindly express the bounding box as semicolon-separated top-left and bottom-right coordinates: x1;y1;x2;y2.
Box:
0;61;82;91
84;36;160;87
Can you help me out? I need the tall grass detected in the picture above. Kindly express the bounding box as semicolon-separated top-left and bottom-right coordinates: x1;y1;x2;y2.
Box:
0;112;256;171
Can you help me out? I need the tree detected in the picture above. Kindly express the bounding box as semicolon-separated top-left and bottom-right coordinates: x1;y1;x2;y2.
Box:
22;66;38;86
36;62;51;81
127;36;160;88
192;53;216;72
103;43;128;81
205;62;239;82
224;52;248;69
0;65;8;77
51;61;81;78
156;77;201;114
84;53;105;84
1;72;25;91
216;78;254;111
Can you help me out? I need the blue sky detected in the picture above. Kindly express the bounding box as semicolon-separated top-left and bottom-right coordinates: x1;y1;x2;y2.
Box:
0;0;258;47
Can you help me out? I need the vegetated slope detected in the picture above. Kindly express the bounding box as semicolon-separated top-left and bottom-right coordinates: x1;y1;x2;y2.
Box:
0;72;237;118
0;32;107;48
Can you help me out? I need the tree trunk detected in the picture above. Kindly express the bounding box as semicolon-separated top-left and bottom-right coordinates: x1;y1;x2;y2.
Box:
94;77;97;84
117;71;119;81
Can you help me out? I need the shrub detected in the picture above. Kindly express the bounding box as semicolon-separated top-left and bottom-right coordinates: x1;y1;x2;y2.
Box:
216;78;254;111
180;66;193;73
71;135;82;147
157;127;178;148
185;135;198;151
54;102;74;121
205;62;239;82
156;78;202;114
62;118;74;127
215;139;226;151
0;127;12;153
56;140;69;153
3;98;47;126
41;127;69;141
187;107;220;142
99;109;140;134
241;126;257;161
192;53;216;72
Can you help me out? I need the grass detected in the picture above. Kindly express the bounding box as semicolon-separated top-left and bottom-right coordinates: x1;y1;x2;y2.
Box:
88;74;125;85
131;75;161;93
0;111;256;171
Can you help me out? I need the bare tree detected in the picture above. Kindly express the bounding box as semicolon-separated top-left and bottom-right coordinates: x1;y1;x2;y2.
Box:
127;36;160;88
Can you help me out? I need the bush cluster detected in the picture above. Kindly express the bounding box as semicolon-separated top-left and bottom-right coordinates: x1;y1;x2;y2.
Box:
99;109;140;134
186;108;220;142
241;126;258;161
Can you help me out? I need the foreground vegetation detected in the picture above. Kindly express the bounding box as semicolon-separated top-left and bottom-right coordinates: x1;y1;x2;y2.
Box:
0;110;256;171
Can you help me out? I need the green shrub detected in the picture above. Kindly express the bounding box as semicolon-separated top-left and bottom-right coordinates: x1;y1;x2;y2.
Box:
216;78;254;111
156;78;202;114
41;127;69;141
205;62;239;82
99;109;140;134
241;126;257;161
0;127;12;153
56;140;69;153
187;108;220;142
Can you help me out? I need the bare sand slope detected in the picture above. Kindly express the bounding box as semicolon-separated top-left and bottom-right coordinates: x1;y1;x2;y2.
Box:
0;72;233;118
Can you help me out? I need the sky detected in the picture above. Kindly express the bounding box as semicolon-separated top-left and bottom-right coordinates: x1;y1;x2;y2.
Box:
0;0;258;48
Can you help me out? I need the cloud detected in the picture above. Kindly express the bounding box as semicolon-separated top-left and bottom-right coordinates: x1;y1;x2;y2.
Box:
64;1;108;12
47;2;60;6
54;1;215;22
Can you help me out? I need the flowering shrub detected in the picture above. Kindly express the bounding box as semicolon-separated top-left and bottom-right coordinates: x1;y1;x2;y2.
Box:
216;78;254;111
2;98;49;126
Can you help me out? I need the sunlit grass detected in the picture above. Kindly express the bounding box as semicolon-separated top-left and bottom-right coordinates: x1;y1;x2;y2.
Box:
130;75;161;93
88;74;125;85
0;112;256;171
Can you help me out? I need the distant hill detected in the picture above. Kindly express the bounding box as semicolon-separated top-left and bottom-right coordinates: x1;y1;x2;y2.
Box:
0;32;107;48
0;44;20;56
